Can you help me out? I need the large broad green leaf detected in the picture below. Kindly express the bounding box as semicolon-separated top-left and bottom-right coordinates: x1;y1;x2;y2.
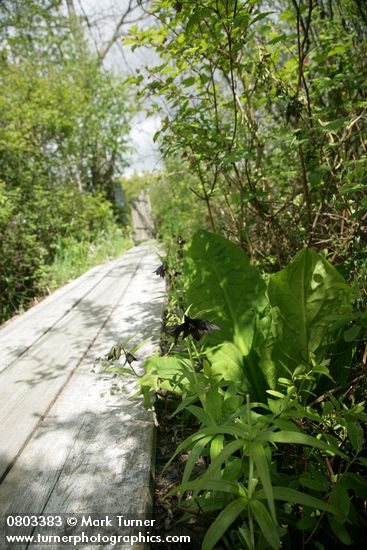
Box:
207;341;269;401
184;230;267;355
207;342;249;390
184;231;269;400
262;248;352;385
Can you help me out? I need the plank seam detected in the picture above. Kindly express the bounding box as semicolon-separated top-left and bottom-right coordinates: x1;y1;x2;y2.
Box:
0;251;145;487
0;246;144;374
24;418;90;549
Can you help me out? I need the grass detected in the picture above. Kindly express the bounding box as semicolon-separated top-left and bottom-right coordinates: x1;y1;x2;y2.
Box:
46;226;132;291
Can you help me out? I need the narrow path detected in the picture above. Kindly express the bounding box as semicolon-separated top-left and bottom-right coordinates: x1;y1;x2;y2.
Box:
0;241;165;549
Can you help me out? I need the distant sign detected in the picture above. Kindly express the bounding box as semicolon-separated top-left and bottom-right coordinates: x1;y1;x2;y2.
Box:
113;182;126;208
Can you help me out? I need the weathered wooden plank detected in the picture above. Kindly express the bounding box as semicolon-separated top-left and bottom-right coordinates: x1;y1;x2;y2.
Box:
0;245;164;550
0;244;155;481
0;259;116;374
0;245;150;374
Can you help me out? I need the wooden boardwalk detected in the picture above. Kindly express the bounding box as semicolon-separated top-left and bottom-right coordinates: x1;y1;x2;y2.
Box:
0;242;165;548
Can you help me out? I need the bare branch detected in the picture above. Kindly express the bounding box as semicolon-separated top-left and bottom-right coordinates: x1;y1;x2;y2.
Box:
76;0;100;54
65;0;77;18
97;0;139;64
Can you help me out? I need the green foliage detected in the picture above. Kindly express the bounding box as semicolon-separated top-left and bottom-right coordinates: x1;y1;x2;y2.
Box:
0;183;48;318
150;165;209;244
122;163;210;247
121;230;366;549
47;227;132;291
263;248;354;389
129;0;367;285
184;231;267;352
126;11;367;543
0;183;126;322
0;42;130;197
121;0;367;546
0;1;133;323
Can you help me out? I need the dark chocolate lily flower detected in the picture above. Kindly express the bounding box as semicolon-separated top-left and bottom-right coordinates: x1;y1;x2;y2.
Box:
154;261;181;279
124;351;138;366
154;261;168;277
166;315;220;342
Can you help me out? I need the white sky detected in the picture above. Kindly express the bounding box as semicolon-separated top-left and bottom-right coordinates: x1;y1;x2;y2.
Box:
73;0;163;176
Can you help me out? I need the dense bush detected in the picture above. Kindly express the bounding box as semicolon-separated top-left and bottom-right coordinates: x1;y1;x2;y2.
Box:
0;183;47;319
128;0;366;284
0;1;132;323
0;183;119;321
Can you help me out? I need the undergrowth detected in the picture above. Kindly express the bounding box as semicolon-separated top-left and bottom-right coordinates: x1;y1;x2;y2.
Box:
46;227;132;291
110;230;367;550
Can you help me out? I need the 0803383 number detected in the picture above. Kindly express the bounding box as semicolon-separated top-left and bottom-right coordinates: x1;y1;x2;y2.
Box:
6;515;63;527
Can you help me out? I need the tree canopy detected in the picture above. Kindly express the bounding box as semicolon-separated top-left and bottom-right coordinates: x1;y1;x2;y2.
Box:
0;0;133;321
128;0;366;277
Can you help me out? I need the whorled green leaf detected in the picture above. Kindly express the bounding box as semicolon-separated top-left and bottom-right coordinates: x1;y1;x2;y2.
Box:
202;497;247;550
182;435;213;486
256;486;342;517
249;441;276;522
257;430;347;458
222;457;244;481
205;390;223;422
164;425;247;471
170;393;197;417
187;405;215;426
175;439;247;502
210;434;224;462
250;499;281;549
169;478;245;499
